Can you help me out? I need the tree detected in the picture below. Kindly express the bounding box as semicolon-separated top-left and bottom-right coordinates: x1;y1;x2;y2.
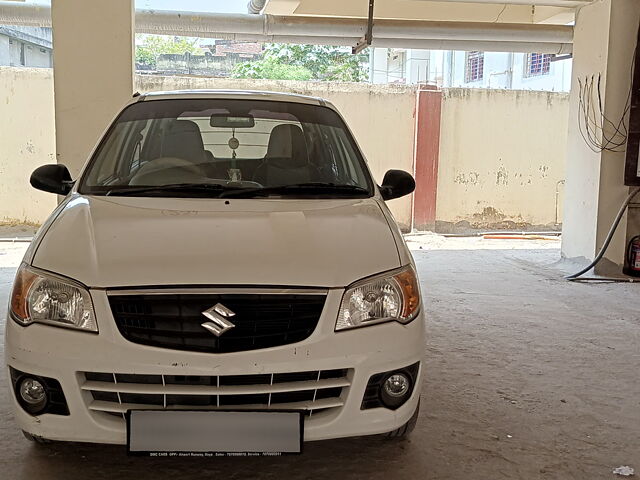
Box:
233;44;369;82
232;57;313;81
135;35;203;69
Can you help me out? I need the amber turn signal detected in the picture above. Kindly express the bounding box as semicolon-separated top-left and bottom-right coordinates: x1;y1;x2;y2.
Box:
10;264;39;322
393;266;421;320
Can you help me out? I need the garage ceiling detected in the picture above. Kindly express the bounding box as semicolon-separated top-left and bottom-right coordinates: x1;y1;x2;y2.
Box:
264;0;589;24
0;0;577;53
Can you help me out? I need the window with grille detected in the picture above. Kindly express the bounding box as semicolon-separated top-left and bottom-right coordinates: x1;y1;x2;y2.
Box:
525;53;552;77
465;51;484;83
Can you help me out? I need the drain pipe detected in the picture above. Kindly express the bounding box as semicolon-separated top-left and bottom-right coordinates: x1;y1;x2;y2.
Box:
555;180;565;225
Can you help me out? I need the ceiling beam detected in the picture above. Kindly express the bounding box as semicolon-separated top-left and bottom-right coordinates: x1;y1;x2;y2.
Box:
411;0;592;7
0;2;573;53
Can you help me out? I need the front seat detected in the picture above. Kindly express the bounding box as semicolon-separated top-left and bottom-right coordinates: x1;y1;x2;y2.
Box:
154;119;207;166
252;124;318;185
131;120;208;185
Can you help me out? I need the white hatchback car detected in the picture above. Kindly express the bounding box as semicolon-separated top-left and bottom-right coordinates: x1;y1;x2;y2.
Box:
6;90;424;454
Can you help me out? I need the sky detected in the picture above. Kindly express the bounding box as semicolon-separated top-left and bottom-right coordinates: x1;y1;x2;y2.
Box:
28;0;247;14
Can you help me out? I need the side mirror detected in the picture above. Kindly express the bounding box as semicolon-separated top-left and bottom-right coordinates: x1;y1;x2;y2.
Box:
30;164;74;195
379;169;416;201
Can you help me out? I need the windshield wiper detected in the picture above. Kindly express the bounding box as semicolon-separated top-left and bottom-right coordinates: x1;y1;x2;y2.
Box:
105;183;233;197
219;182;370;198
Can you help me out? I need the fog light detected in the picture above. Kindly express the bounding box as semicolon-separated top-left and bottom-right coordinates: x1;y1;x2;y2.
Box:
383;374;410;397
380;372;412;409
361;362;419;411
18;377;47;414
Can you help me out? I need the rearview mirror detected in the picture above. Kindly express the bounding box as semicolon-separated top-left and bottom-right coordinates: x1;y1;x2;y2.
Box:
379;170;415;201
30;164;73;195
210;114;255;128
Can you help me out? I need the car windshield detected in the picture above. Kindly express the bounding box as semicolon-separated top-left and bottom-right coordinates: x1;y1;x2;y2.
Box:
79;97;373;198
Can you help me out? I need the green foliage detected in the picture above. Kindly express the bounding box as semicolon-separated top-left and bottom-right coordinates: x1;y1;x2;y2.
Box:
135;35;203;68
232;57;313;81
233;44;369;82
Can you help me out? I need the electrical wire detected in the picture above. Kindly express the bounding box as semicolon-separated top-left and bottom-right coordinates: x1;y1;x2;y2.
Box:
566;186;640;280
578;75;630;153
577;20;638;154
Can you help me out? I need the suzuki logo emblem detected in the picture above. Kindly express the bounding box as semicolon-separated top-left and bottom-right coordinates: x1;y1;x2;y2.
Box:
201;303;236;337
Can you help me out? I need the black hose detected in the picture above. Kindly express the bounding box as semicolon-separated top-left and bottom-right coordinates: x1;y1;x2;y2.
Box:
566;186;640;280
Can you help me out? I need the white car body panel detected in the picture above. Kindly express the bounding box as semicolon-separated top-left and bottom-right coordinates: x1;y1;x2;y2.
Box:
31;195;401;288
6;301;424;443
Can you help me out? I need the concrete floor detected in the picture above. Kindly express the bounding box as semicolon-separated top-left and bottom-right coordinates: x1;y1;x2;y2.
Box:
1;236;639;480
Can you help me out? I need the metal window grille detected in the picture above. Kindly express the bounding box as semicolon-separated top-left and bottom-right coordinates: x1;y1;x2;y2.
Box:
465;51;484;83
525;53;552;77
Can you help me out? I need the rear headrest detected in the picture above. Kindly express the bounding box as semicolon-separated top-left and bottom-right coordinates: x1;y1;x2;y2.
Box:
152;119;206;165
265;124;309;168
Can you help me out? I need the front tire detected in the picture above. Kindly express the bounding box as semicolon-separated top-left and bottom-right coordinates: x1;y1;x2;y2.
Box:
384;400;420;439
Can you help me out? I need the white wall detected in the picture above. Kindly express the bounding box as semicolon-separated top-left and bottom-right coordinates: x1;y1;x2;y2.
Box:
405;49;430;84
21;43;52;68
0;67;56;224
437;88;570;229
0;35;9;66
0;69;570;232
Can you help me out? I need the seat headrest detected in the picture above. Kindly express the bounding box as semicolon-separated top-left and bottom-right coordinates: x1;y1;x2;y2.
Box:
265;124;309;168
155;119;205;165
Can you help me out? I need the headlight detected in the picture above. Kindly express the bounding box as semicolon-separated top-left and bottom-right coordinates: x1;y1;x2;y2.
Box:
9;264;97;332
336;265;421;331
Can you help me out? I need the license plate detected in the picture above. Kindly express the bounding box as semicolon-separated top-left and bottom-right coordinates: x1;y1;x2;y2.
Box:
127;410;303;456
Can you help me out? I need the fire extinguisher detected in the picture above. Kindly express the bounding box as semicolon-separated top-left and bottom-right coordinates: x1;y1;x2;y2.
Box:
624;235;640;277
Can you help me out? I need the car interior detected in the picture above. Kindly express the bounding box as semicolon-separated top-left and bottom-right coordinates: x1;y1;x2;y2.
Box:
128;118;331;187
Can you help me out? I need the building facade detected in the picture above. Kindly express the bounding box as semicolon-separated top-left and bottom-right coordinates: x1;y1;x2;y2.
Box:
370;48;572;92
0;26;53;68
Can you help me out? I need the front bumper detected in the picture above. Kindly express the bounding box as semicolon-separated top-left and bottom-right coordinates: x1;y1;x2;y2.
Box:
5;288;424;444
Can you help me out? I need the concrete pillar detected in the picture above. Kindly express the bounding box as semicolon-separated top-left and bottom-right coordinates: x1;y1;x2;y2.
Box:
561;0;640;273
51;0;134;176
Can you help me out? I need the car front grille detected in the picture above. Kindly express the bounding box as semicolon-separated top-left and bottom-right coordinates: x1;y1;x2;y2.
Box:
108;292;326;353
81;369;350;419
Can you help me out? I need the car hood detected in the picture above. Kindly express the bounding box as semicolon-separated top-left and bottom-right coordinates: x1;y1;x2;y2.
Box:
31;194;401;288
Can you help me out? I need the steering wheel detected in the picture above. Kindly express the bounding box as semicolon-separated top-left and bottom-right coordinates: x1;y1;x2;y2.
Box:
130;157;205;185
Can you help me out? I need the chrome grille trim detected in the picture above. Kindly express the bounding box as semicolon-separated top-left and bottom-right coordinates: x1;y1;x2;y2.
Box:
88;398;345;414
82;377;350;395
81;369;350;417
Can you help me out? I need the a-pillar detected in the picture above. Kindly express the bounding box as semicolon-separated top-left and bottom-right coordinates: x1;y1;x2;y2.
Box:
51;0;134;176
562;0;640;273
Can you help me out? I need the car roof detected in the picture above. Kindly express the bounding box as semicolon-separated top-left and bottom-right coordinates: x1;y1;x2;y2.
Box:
139;89;329;107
